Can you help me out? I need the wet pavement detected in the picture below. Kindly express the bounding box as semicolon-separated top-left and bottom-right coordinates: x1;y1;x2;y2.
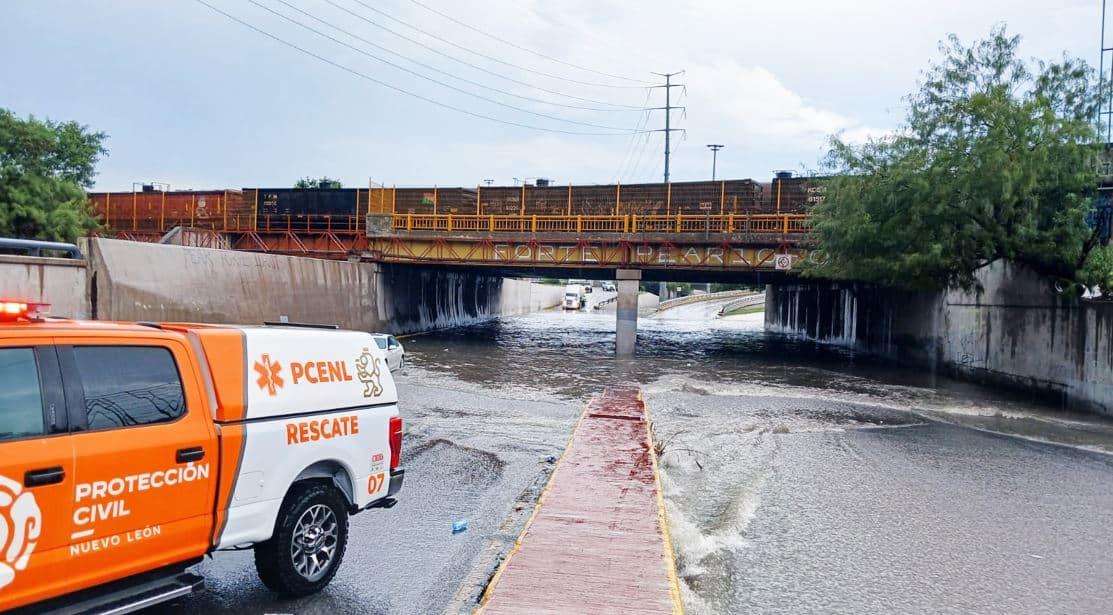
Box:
164;299;1113;614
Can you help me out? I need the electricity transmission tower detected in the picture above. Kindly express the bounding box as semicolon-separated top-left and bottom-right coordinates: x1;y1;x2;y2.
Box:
650;71;685;184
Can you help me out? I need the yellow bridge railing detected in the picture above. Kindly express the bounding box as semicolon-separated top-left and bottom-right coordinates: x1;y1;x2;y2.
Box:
391;213;811;235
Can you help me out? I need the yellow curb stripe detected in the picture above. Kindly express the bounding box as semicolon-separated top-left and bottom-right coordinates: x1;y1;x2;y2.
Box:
641;389;686;615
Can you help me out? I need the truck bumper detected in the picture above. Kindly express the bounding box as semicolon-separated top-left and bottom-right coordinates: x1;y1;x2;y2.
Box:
387;467;404;497
364;468;404;511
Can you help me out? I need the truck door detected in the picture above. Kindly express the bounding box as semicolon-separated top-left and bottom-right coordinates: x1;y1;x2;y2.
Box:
58;339;216;591
0;344;74;611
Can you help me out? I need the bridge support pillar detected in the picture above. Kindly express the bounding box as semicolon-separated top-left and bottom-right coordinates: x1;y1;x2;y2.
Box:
616;269;641;355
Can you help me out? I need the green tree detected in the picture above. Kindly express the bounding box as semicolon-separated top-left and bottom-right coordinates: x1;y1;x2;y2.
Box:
0;109;107;242
807;28;1103;290
294;176;342;189
1079;244;1113;295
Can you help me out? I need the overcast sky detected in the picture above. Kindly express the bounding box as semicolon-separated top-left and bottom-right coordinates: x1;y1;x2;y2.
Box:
1;0;1101;190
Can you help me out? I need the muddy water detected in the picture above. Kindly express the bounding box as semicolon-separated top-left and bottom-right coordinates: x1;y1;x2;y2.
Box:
405;307;1113;614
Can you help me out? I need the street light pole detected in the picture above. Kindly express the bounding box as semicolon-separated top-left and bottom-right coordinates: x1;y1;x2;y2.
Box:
706;144;724;181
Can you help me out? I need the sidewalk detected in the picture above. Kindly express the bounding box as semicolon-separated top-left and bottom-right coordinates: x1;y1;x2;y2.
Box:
479;387;683;615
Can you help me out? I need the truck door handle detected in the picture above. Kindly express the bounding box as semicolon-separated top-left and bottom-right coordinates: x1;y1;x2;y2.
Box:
176;447;205;463
24;466;65;488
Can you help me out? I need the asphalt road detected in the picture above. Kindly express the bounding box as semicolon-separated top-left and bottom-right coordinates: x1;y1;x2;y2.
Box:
157;369;579;615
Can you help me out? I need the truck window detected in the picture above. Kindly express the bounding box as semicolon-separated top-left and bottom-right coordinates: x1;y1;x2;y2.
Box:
0;348;45;441
72;346;185;430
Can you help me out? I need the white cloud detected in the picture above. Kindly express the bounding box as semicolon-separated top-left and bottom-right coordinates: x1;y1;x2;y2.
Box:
687;62;863;147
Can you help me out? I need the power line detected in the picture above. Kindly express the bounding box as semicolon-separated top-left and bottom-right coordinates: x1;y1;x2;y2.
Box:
647;146;664;183
344;0;647;89
614;90;654;180
324;0;646;109
616;119;651;181
192;0;644;136
502;0;668;72
625;130;656;183
270;0;639;113
404;0;653;85
250;0;641;130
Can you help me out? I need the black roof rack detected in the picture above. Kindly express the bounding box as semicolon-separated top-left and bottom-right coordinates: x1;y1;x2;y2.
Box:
263;321;339;329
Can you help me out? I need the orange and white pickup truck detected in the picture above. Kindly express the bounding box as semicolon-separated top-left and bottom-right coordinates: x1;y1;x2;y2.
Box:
0;301;404;613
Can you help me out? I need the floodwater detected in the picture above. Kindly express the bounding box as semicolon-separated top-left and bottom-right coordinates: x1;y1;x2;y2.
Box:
405;302;1113;614
169;297;1113;614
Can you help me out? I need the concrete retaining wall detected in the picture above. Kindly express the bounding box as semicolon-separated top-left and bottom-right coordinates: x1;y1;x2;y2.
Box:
656;289;755;312
3;238;560;333
0;254;89;319
766;262;1113;416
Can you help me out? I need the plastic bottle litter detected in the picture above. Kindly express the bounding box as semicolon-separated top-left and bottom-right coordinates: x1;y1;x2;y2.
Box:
452;520;468;534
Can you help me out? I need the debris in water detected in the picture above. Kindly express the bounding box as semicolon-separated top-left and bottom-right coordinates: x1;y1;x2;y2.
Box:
452;520;469;534
546;455;557;464
1029;554;1044;559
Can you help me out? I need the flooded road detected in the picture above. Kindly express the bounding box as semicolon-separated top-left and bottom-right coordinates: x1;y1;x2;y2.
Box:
405;306;1113;614
173;302;1113;614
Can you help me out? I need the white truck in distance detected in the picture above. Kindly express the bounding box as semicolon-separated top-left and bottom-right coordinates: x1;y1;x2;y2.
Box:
563;284;586;309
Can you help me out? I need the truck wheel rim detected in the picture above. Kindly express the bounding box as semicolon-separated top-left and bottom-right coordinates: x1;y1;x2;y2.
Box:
291;503;338;581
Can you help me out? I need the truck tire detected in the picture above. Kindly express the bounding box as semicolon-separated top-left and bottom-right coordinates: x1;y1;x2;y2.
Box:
254;481;349;597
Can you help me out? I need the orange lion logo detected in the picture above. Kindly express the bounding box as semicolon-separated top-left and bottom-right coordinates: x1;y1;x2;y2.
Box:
0;474;41;589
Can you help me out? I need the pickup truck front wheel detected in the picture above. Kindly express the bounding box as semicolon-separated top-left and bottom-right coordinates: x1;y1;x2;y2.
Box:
254;482;350;597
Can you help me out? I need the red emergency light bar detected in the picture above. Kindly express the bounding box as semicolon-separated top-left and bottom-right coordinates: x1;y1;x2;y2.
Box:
0;301;50;322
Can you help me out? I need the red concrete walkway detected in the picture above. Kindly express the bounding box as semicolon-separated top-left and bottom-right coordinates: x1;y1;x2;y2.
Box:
479;387;684;615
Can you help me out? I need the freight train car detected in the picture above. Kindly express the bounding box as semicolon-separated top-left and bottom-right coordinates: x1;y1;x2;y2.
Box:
87;175;825;237
255;188;365;217
768;172;824;213
87;188;245;233
392;187;476;215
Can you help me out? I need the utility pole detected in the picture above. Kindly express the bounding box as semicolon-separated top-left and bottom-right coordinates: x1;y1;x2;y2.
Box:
1102;0;1112;142
706;144;724;180
650;71;685;184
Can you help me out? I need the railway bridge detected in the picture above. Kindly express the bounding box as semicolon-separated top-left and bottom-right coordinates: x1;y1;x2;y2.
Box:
87;178;818;353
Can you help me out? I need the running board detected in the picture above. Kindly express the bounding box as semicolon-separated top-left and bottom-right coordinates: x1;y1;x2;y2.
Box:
13;566;204;615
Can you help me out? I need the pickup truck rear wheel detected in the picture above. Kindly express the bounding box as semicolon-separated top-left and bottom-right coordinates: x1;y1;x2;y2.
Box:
254;482;349;597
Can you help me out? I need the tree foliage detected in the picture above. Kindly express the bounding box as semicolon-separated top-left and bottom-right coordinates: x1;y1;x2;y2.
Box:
807;28;1103;290
1079;244;1113;294
0;109;107;242
294;176;342;189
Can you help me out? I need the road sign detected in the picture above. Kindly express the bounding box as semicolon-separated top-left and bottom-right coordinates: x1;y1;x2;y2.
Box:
774;254;793;270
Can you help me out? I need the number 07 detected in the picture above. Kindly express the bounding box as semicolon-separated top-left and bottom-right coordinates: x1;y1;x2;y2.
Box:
367;473;385;494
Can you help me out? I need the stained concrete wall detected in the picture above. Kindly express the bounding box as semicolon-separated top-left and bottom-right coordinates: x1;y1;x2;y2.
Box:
0;254;88;319
765;261;1113;416
82;238;559;333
